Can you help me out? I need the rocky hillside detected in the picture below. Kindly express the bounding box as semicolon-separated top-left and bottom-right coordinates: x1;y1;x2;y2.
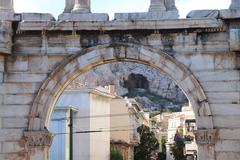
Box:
68;62;188;111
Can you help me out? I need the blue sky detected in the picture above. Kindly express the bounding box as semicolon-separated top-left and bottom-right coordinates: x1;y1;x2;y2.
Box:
14;0;231;19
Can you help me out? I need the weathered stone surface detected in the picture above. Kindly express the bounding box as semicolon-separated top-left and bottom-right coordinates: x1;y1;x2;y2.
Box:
4;73;47;83
72;0;90;13
220;9;240;19
0;72;3;83
0;21;12;54
211;104;240;116
115;11;179;20
64;0;74;12
187;10;219;18
0;0;14;20
214;116;240;128
3;95;34;105
2;141;25;153
176;54;215;71
0;153;28;160
0;129;23;141
0;0;14;12
216;152;240;160
0;119;2;130
201;81;240;92
194;70;240;81
20;13;55;21
6;56;29;72
218;129;240;140
149;0;166;12
164;0;177;11
194;129;217;145
206;92;240;104
0;83;41;94
28;56;65;73
0;94;3;105
214;53;237;70
229;0;240;10
0;56;4;72
24;131;53;147
58;13;109;21
229;29;240;51
2;118;28;129
215;140;240;152
197;145;215;160
0;3;240;159
18;18;223;31
0;105;30;117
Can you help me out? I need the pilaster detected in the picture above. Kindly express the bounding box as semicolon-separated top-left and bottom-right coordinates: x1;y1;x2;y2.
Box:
194;129;217;160
24;131;53;160
0;21;12;55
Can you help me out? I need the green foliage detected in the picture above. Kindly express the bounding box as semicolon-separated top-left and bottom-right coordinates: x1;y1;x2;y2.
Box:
172;140;186;160
125;89;172;105
134;125;159;160
161;138;167;158
150;111;161;118
184;135;194;142
178;127;184;136
172;129;186;160
110;145;123;160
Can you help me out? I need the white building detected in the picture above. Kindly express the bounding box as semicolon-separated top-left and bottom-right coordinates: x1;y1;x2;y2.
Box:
182;106;197;160
50;88;114;160
110;98;147;160
50;107;78;160
166;112;184;160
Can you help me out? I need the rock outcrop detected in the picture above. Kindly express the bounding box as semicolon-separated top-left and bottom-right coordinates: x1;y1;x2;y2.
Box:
68;62;188;110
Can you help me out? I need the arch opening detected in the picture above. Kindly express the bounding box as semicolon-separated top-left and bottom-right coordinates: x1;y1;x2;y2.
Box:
49;61;197;160
29;43;213;132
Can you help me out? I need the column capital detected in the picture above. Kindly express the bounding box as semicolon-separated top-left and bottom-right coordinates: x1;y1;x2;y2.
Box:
194;129;217;145
24;131;53;147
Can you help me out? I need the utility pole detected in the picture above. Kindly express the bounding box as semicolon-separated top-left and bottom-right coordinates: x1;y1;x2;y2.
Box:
69;109;73;160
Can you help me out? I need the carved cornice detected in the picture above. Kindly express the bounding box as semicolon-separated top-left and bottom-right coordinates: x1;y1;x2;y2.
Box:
24;131;53;147
194;129;217;145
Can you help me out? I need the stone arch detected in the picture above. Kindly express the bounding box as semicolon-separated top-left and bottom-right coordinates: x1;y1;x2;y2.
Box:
28;43;213;131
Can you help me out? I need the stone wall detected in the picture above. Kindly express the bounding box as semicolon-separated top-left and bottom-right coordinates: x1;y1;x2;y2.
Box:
0;1;240;159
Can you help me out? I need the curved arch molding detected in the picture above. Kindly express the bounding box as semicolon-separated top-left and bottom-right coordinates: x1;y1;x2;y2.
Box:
28;43;213;131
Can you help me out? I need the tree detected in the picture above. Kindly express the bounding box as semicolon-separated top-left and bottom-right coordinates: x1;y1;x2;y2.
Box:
172;129;186;160
110;145;123;160
161;137;167;159
134;125;159;160
157;137;167;160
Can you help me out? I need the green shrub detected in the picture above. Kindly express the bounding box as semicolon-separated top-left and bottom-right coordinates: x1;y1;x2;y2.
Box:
110;145;123;160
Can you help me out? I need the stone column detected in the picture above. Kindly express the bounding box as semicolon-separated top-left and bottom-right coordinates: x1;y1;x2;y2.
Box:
0;0;14;20
149;0;166;12
164;0;177;11
64;0;75;13
72;0;90;13
0;0;14;12
230;0;240;9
